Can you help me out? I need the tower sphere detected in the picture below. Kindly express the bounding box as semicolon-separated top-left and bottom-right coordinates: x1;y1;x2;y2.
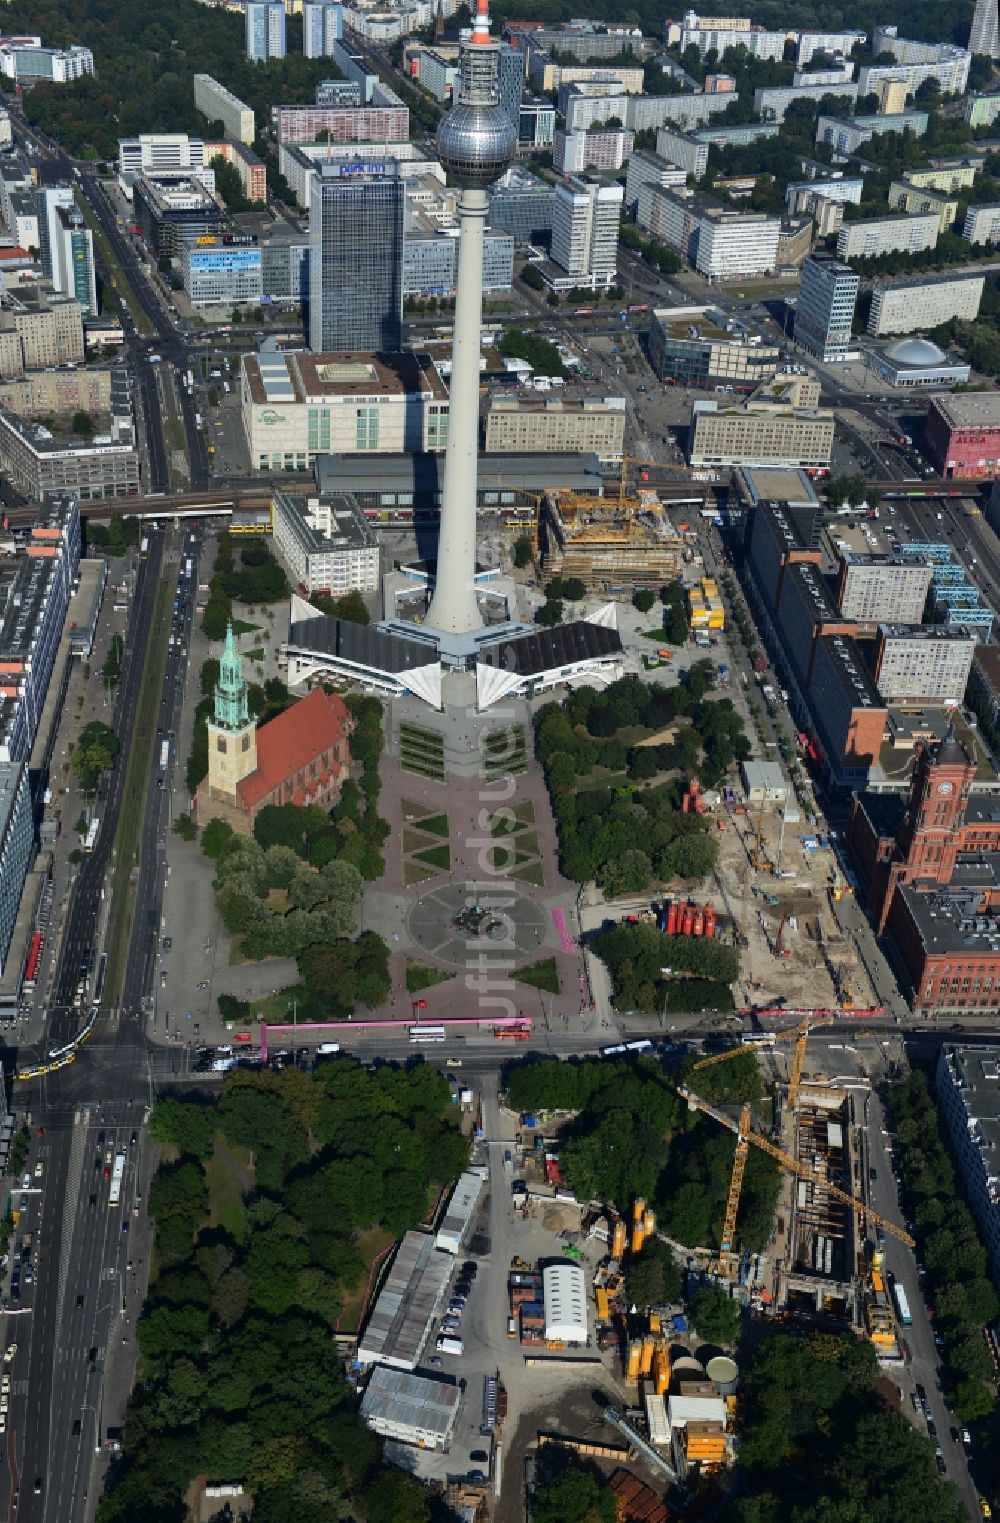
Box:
437;101;517;189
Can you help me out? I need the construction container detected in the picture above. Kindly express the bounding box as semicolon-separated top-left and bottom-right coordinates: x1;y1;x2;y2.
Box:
633;1198;645;1225
649;1311;660;1335
653;1346;669;1395
686;1423;726;1462
612;1220;626;1259
704;904;716;939
666;901;678;935
627;1342;642;1381
644;1208;656;1237
640;1337;656;1376
631;1222;645;1254
595;1286;610;1320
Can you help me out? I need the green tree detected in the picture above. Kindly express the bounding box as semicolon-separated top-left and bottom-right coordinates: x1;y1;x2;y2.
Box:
536;598;564;627
149;1098;215;1160
633;587;655;613
513;534;532;568
533;1463;616;1523
689;1282;740;1344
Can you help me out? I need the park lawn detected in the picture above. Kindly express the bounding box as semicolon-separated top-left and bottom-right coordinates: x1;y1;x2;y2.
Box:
419;813;449;837
231;618;262;637
512;860;545;886
405;960;454;995
404;859;432;885
413;843;451;871
516;958;560;994
205;1146;251;1239
402;826;436;854
337;1225;397;1333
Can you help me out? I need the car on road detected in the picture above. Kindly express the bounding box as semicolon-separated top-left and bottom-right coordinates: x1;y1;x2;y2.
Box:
446;1058;462;1068
33;1163;42;1179
4;1345;16;1364
429;1356;443;1368
33;1479;41;1495
17;1195;26;1212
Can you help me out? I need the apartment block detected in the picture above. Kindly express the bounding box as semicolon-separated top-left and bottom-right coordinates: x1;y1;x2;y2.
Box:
626;90;733;133
194;74;255;145
118;133;206;179
887;179;959;233
655;126;709;179
624;150;688;211
816;111;928;155
0;289;84;378
754;80;857;121
648;305;779;392
868;275;984;336
560;81;629;132
873;624;977;703
835;554;932;623
836;213;939;260
273;104;409;145
271;490;378;596
963;204;1000;245
859;27;970;96
550;177;622;290
205;140;267;204
689;398;834;469
967;92;1000;129
637;184;779;280
553;128;634;175
484;396;625;461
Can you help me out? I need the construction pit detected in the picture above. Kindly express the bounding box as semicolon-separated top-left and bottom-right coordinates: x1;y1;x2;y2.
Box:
540;488;683;589
710;796;879;1014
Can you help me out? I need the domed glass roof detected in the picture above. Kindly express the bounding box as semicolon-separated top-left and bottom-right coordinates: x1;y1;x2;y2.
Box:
885;336;947;367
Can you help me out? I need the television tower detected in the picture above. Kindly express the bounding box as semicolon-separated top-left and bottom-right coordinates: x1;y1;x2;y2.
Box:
424;0;517;636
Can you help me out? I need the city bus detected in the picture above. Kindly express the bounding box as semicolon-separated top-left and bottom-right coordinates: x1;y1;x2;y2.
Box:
892;1281;912;1327
83;818;100;853
23;931;42;993
409;1024;446;1043
93;951;108;1007
108;1152;126;1207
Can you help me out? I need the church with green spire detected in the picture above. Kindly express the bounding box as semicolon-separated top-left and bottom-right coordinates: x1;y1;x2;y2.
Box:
194;621;353;837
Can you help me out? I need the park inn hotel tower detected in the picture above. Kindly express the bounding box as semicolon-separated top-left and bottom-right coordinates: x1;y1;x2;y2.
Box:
308;162;405;354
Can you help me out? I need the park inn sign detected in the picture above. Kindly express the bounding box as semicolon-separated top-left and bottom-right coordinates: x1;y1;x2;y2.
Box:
260;410;287;426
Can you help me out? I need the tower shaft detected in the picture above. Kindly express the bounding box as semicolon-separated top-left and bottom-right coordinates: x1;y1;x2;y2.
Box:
425;188;488;634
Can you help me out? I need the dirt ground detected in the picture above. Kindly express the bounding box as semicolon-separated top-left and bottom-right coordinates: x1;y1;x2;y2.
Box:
496;1378;630;1523
708;800;879;1013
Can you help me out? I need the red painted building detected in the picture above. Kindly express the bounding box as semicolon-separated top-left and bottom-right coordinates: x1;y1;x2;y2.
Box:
847;726;1000;1011
923;392;1000;479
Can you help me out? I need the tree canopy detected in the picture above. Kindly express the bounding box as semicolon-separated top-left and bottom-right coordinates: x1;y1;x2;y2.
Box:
104;1060;466;1523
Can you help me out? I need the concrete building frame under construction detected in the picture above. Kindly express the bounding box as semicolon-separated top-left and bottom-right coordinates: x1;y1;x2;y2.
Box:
541;489;682;588
781;1085;859;1324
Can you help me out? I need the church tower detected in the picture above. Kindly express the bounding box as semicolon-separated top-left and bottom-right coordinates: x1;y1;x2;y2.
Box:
206;622;257;803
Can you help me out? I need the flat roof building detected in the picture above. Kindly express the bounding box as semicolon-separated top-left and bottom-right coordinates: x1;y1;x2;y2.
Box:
873;624;977;704
648;306;779;393
360;1367;461;1450
241;349;448;474
835;554;932;624
689;398;834;469
435;1170;484;1255
272;490;379;596
808;632;887;789
308;162;404;353
868;274;984;336
794;253;858;364
924;392;1000;479
963;204;1000;246
937;1046;1000;1281
273;103;409;145
357;1229;453;1370
637;184;779;281
816;111;928;155
836;212;939;261
0;763;32;977
133;174;225;258
484;396;625;462
0;405;139;501
194;75;255;145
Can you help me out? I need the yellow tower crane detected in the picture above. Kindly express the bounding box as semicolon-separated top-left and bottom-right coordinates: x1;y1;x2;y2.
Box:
678;1084;916;1260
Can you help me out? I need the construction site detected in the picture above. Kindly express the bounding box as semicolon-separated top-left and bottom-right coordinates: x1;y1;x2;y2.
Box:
539;487;682;588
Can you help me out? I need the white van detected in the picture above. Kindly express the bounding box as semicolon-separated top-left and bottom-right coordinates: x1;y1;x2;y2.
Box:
436;1335;464;1356
317;1042;341;1055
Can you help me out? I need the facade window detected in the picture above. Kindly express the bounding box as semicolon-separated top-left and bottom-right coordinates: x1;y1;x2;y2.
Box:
241;735;250;752
356;406;380;450
307;409;331;453
217;736;227;753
